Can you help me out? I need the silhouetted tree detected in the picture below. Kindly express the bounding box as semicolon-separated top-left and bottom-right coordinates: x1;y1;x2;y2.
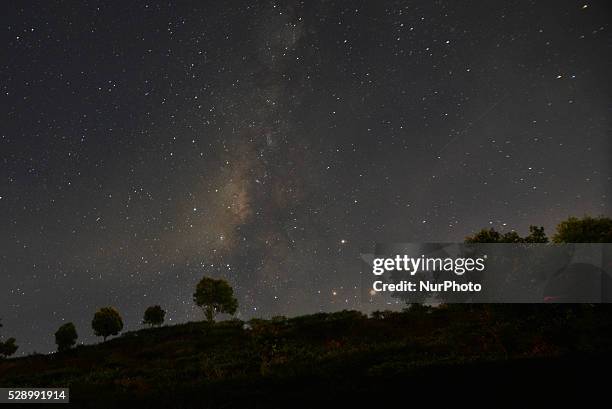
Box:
91;307;123;341
500;231;522;243
0;337;18;359
0;319;18;358
553;216;612;243
143;305;165;327
193;277;238;322
524;225;548;243
55;322;78;352
465;225;548;243
465;228;501;243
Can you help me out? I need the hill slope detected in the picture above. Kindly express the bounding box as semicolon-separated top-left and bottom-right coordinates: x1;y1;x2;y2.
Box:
2;305;612;407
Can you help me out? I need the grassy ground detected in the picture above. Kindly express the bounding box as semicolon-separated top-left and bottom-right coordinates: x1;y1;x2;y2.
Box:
1;305;611;407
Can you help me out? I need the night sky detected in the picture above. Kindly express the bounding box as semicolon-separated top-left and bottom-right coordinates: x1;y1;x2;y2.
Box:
1;1;610;354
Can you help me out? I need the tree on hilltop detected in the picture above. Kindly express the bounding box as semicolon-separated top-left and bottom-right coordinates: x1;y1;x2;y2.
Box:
55;322;78;352
193;277;238;322
143;305;166;327
92;307;124;341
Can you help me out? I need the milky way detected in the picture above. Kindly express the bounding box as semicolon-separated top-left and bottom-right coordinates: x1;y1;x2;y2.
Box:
1;1;610;353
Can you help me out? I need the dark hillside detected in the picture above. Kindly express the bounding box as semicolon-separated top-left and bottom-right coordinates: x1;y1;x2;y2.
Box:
1;305;612;407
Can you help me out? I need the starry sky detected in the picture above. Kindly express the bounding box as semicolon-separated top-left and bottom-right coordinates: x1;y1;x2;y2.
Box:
1;1;610;354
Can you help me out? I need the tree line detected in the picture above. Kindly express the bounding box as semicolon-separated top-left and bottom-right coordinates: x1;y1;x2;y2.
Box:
0;215;610;357
1;276;238;356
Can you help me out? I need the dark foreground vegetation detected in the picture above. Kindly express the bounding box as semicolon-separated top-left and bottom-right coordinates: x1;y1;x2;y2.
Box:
2;304;612;407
